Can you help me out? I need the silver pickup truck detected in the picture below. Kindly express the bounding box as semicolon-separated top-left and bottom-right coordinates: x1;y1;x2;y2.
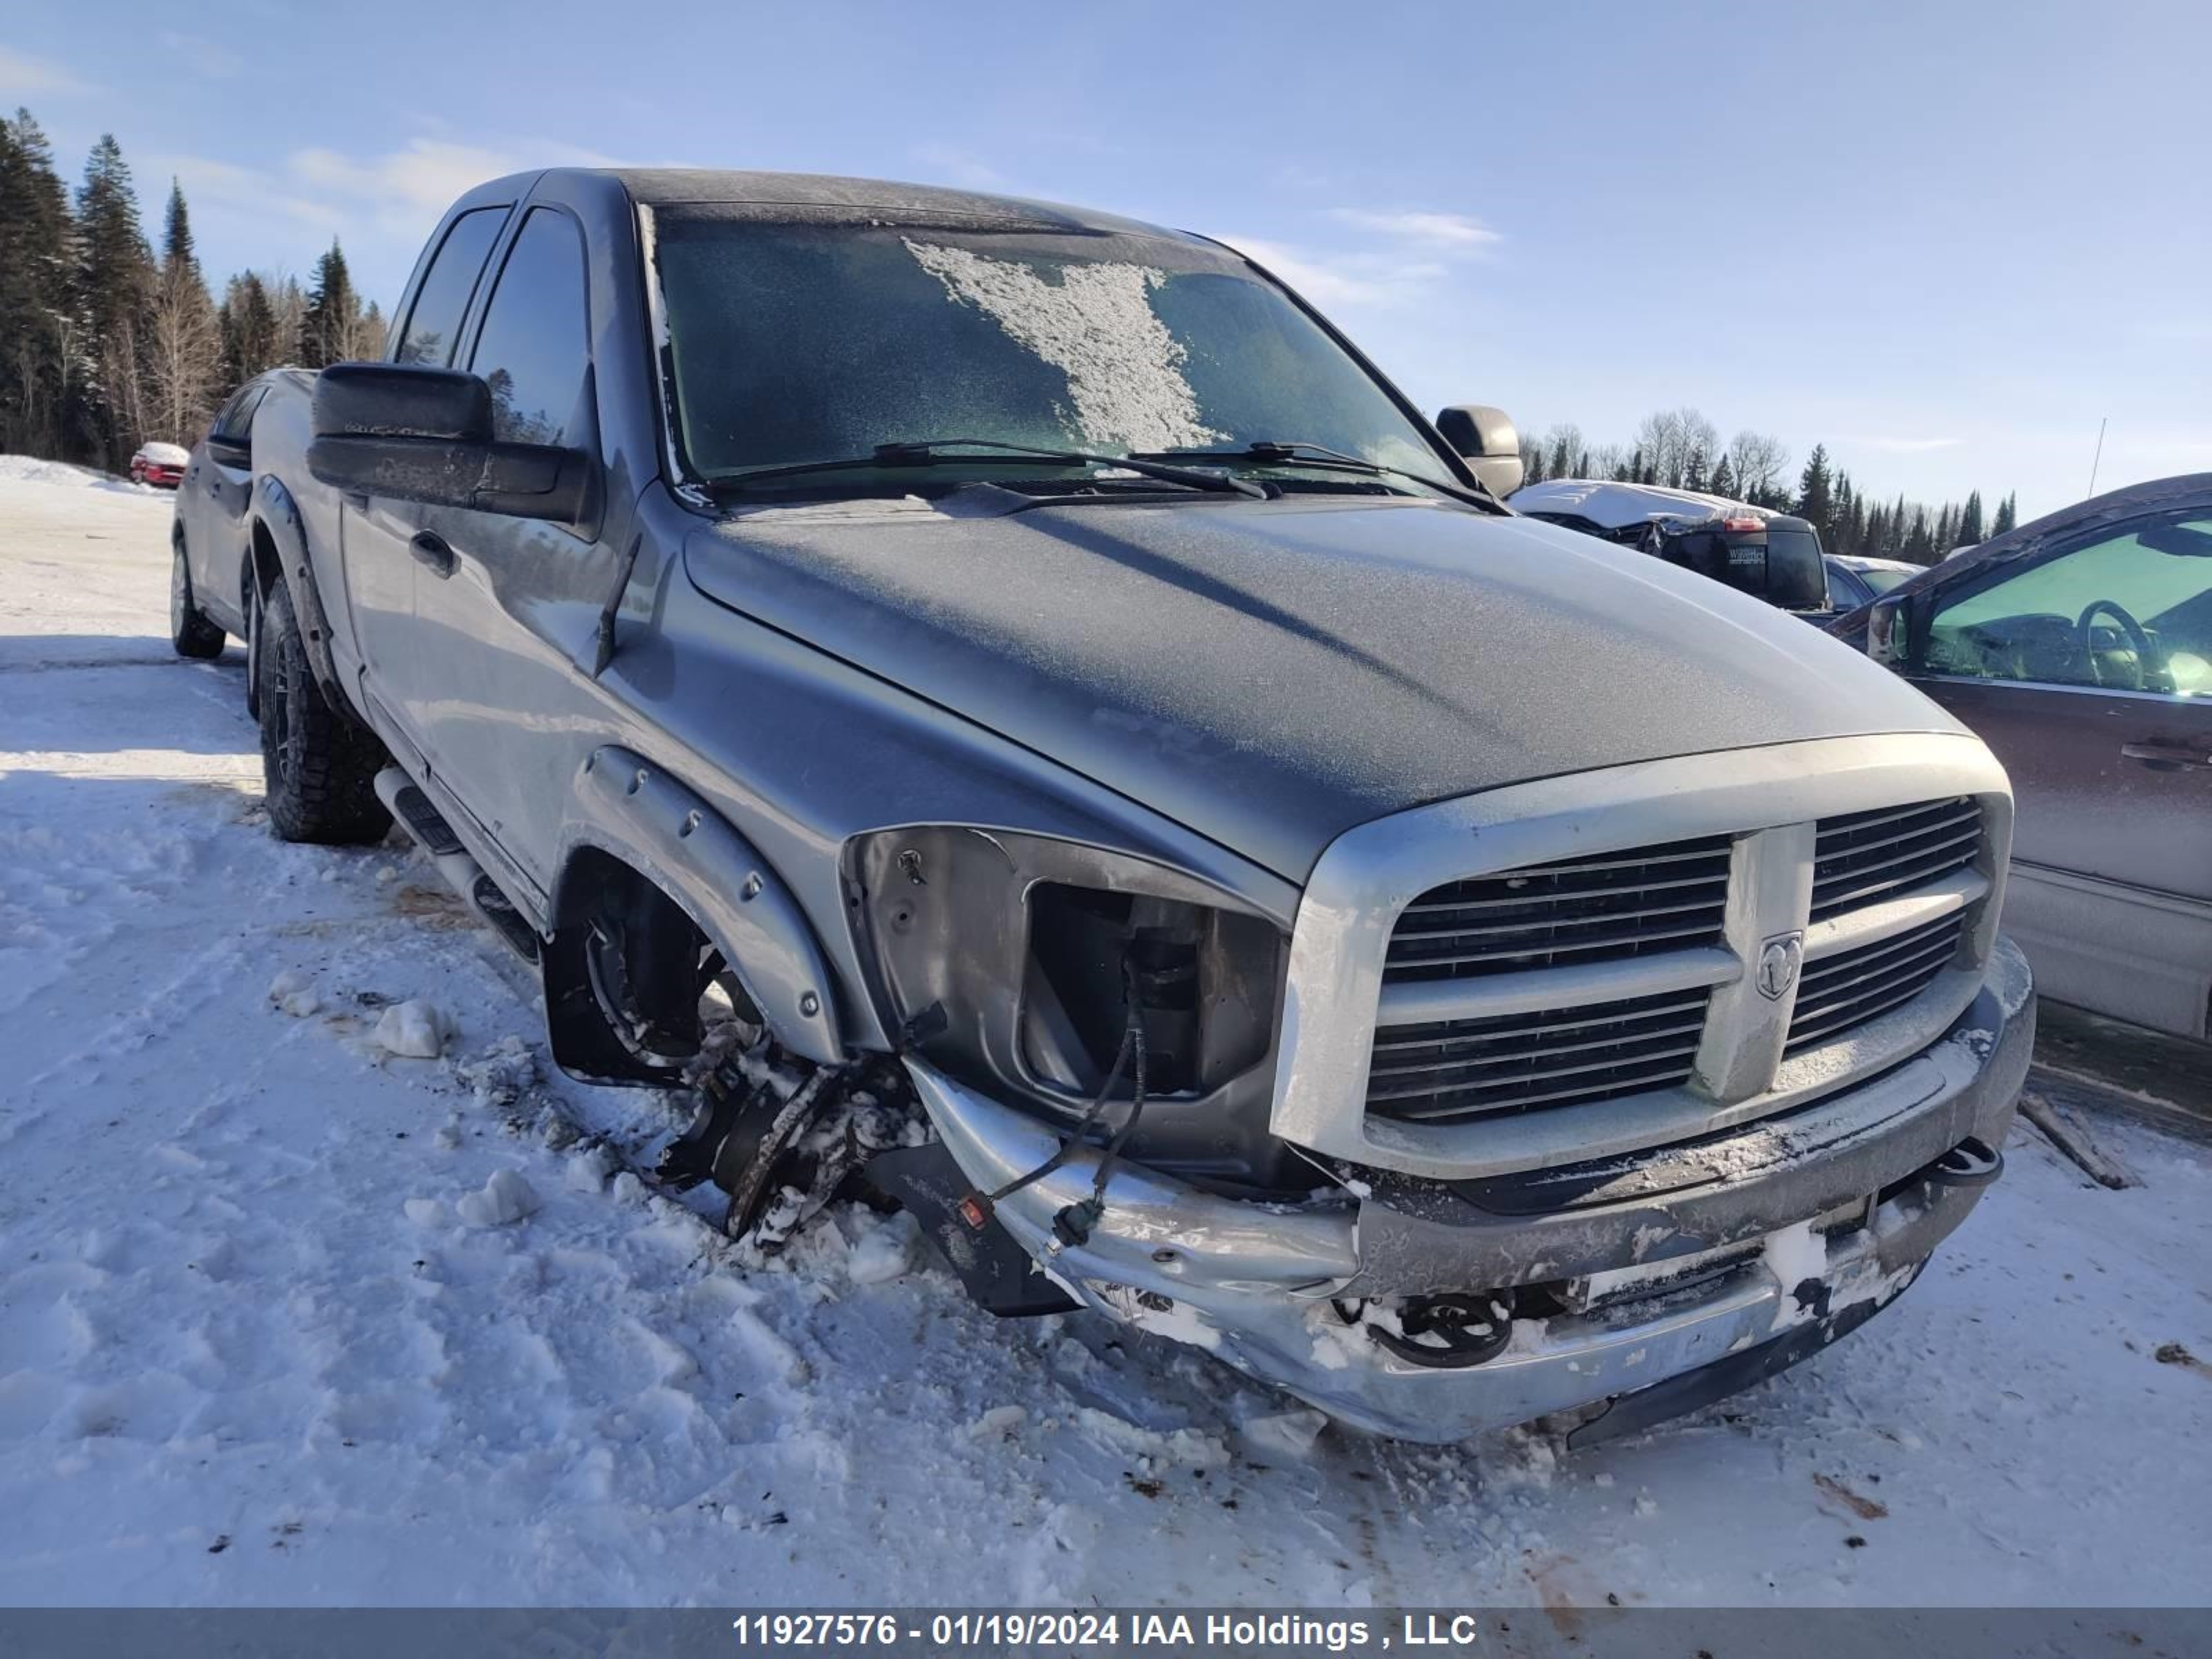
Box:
169;168;2034;1444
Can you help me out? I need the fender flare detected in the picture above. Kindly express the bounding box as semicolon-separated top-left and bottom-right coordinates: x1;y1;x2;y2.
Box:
558;746;845;1065
249;474;344;706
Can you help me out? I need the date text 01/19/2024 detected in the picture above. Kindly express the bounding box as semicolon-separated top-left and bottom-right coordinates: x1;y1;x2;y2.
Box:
729;1611;1489;1649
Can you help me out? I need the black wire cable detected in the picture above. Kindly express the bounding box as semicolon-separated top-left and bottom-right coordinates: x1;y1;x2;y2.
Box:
967;959;1150;1235
1088;971;1149;1202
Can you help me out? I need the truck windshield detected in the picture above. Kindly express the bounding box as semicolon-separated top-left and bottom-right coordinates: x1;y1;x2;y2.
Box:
649;209;1446;489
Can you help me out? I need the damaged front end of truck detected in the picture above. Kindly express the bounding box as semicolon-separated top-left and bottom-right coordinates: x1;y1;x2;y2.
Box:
677;735;2034;1447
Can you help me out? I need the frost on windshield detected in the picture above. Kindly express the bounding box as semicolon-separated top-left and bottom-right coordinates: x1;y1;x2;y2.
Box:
903;239;1223;453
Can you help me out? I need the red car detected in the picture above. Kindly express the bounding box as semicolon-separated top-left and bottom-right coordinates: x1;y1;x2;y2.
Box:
129;442;190;488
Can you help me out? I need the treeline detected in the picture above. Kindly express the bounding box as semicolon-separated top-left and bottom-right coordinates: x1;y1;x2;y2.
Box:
1523;407;2018;564
0;107;384;472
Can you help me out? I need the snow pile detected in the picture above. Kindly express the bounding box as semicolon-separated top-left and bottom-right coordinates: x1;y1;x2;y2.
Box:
371;997;447;1059
844;1211;917;1285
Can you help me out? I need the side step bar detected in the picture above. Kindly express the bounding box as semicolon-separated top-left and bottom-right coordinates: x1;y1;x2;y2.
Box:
373;767;540;964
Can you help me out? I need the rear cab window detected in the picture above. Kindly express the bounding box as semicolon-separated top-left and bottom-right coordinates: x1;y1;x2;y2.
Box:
394;207;508;367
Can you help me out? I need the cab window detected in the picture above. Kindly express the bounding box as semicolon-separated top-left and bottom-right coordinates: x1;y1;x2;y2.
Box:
467;208;592;447
394;207;507;368
1925;515;2212;697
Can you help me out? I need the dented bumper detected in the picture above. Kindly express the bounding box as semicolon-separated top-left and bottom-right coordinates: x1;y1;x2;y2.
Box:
908;937;2034;1443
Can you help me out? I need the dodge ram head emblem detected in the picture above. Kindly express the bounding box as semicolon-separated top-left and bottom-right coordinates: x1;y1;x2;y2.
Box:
1756;932;1805;1001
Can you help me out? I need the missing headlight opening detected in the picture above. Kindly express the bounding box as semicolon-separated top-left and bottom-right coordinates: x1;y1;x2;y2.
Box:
847;826;1296;1191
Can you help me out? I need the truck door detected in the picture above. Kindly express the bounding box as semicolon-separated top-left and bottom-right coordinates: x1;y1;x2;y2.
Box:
337;205;507;735
1906;505;2212;1037
407;204;624;902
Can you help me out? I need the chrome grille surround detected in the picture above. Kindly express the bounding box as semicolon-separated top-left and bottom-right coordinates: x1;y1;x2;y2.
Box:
1271;733;2013;1179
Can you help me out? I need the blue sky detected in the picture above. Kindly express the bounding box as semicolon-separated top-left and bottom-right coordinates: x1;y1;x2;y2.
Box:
8;0;2206;518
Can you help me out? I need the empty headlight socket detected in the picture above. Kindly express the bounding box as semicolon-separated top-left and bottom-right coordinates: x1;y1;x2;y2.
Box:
841;827;1297;1187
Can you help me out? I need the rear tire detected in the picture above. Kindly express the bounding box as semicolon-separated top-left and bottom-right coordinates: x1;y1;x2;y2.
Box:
256;580;391;844
170;539;225;660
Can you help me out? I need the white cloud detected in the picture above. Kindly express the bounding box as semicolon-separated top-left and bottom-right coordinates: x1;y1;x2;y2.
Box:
0;46;92;96
278;137;624;250
1327;207;1501;250
1212;234;1449;310
151;153;344;238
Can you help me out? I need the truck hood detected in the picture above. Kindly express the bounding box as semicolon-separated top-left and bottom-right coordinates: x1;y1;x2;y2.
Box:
685;494;1964;881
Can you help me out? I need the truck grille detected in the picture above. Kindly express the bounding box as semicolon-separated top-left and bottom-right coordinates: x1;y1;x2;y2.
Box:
1383;836;1732;985
1785;912;1966;1056
1810;798;1980;921
1365;988;1710;1124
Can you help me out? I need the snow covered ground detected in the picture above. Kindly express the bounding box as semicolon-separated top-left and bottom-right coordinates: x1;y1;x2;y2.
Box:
1;456;2209;1609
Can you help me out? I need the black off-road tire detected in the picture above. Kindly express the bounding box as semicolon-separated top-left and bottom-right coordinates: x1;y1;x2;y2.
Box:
256;580;391;844
170;537;226;660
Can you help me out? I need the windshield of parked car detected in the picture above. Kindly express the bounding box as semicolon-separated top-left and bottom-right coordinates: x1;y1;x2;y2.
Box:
1856;564;1912;595
649;209;1447;491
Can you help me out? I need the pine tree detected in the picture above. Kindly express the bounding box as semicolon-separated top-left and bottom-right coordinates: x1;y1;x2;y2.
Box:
0;108;75;456
1991;492;2016;537
1683;445;1707;494
299;241;359;368
1959;490;1985;545
1707;451;1736;501
220;271;281;383
144;177;221;442
1794;444;1834;538
72;133;156;467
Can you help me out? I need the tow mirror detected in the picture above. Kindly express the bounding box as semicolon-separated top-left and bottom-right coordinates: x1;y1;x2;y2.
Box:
1434;404;1525;498
307;362;594;524
1866;592;1913;668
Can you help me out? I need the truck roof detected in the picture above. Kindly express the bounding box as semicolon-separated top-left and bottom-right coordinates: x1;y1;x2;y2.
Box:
474;166;1193;242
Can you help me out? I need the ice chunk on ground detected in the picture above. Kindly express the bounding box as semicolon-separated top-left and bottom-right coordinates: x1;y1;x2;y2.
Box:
565;1143;616;1194
403;1197;452;1230
608;1171;644;1206
266;968;321;1018
456;1170;540;1228
371;999;447;1060
1071;1406;1230;1468
968;1405;1028;1441
1237;1408;1329;1461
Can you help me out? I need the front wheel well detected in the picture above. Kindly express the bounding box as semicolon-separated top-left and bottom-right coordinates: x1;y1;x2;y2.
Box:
248;518;283;606
543;848;726;1088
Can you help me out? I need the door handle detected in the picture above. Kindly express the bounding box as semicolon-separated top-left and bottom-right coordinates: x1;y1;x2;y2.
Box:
2120;742;2212;771
410;530;457;579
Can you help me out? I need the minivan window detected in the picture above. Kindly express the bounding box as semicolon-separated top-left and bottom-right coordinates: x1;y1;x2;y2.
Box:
393;207;506;368
1927;516;2212;695
469;208;592;447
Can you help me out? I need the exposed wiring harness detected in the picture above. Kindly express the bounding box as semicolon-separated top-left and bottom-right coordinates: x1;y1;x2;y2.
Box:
956;958;1150;1248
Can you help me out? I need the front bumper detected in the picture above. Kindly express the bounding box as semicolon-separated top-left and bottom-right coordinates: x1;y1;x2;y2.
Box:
908;937;2034;1442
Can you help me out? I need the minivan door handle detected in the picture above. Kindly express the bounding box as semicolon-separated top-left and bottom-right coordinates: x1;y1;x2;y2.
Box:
2120;742;2212;771
409;530;457;579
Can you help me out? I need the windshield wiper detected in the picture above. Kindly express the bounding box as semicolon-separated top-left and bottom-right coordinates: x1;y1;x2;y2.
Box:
711;438;1267;499
1134;441;1503;511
